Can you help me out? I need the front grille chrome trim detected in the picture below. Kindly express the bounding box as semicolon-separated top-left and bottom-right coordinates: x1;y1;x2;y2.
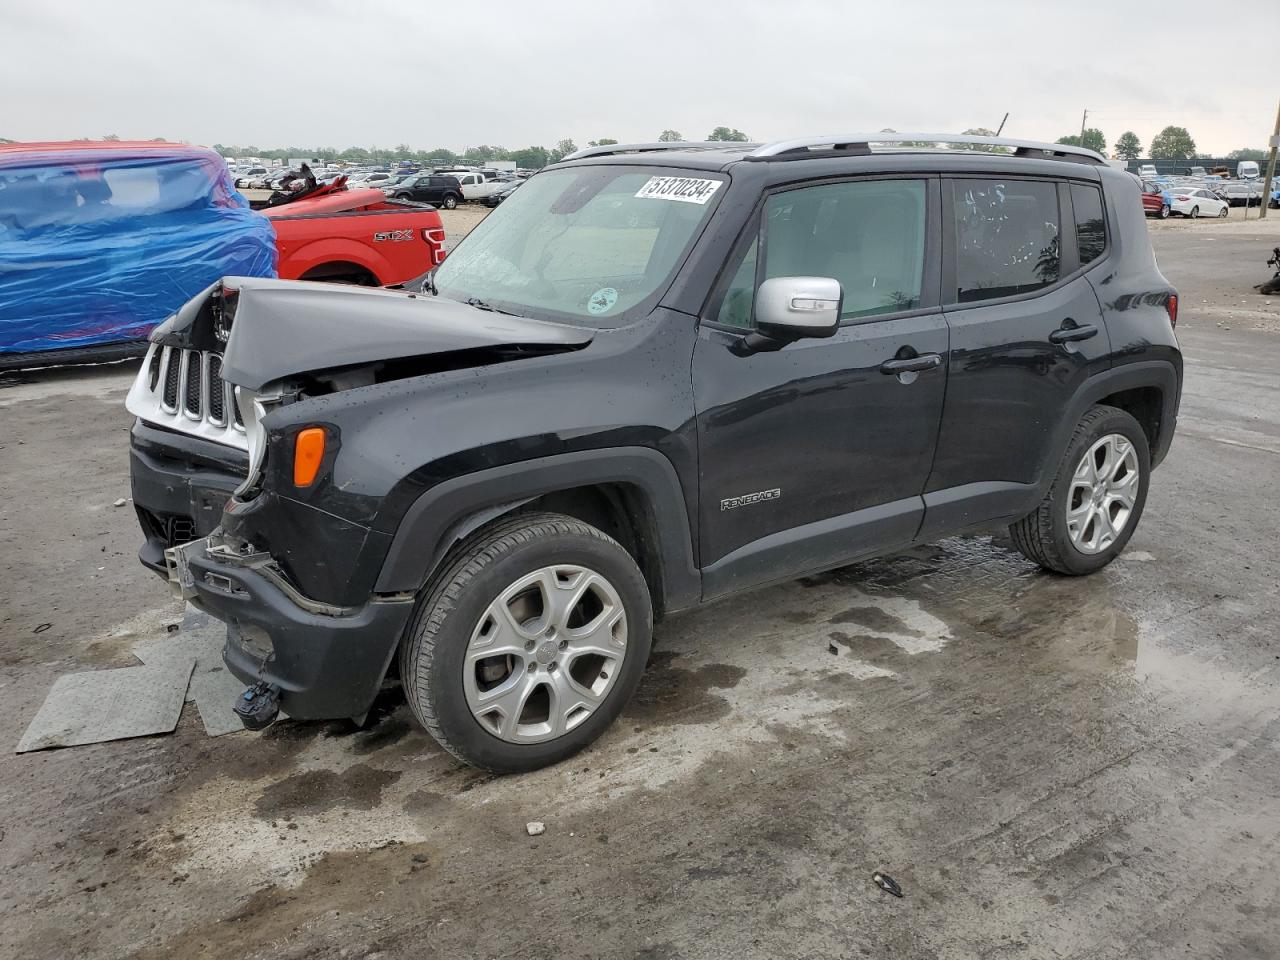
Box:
126;343;249;452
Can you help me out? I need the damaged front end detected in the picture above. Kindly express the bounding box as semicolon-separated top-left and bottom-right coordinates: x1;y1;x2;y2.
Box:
162;528;415;725
130;276;595;727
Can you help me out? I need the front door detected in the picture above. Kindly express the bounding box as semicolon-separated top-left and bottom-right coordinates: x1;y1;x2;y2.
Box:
693;176;948;599
919;176;1111;537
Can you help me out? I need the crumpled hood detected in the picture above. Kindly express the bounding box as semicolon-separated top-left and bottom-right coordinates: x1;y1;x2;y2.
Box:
207;277;593;390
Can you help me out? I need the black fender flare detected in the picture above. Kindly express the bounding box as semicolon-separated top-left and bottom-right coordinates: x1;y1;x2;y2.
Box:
1053;359;1182;474
373;447;702;612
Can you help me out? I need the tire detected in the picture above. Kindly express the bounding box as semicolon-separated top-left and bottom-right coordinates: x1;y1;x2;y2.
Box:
1189;205;1199;218
400;512;653;773
1218;205;1229;218
1008;405;1151;576
1159;204;1170;219
442;194;459;210
394;192;411;201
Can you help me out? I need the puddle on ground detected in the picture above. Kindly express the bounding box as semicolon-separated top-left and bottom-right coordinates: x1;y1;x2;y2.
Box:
624;652;747;727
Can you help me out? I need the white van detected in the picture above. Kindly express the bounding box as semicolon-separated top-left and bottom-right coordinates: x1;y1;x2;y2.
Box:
1138;163;1158;179
1237;160;1260;179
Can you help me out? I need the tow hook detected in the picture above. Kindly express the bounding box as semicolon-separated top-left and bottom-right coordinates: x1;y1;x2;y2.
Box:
233;681;281;731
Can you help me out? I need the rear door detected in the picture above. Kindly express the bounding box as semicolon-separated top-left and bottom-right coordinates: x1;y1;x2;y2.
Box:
919;176;1111;538
694;176;948;597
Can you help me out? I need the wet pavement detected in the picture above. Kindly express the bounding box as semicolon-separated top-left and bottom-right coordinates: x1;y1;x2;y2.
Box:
0;226;1278;959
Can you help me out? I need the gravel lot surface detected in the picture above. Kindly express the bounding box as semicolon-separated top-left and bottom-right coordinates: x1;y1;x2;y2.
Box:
1;216;1277;960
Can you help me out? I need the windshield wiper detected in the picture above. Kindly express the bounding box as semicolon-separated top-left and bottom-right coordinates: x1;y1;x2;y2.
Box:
463;296;517;316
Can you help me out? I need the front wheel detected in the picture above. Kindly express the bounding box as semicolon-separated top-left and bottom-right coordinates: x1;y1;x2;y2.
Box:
401;513;653;773
1159;204;1170;219
1009;406;1150;575
1218;205;1229;218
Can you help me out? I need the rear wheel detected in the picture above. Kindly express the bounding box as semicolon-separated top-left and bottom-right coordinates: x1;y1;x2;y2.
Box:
401;513;652;773
1009;406;1150;576
442;193;459;210
1189;205;1200;218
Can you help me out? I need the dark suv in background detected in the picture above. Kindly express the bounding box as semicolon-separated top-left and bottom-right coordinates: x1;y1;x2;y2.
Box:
127;133;1181;773
388;172;463;209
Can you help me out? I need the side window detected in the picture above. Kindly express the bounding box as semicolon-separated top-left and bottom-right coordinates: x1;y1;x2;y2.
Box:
1071;183;1106;266
716;237;758;328
952;179;1060;303
762;179;927;320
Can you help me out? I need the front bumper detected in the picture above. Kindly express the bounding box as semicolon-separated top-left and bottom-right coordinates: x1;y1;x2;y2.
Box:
167;537;414;720
130;420;248;574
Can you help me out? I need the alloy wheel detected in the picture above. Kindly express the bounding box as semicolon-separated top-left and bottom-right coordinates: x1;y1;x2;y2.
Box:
1066;434;1140;554
462;564;627;743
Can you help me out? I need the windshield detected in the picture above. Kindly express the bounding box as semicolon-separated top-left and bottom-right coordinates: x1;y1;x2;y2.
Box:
431;165;726;325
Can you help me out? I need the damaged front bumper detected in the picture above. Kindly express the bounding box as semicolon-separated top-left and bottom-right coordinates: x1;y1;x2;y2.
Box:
164;534;414;721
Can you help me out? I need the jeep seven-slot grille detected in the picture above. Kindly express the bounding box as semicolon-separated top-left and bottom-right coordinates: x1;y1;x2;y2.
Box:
127;344;248;451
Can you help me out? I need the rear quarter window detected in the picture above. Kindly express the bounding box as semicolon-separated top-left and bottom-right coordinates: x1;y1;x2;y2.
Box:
1070;183;1106;266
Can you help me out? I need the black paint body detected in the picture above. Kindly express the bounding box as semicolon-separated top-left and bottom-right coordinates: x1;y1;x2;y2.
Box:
130;146;1182;720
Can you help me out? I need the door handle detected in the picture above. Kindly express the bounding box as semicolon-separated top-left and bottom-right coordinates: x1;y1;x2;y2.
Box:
1048;323;1099;344
880;353;943;375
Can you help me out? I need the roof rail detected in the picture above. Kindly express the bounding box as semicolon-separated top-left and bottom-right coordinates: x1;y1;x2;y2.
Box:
560;141;756;162
747;133;1106;165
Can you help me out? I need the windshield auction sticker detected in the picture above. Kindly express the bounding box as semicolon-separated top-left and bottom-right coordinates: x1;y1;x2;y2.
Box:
634;176;723;204
588;287;619;315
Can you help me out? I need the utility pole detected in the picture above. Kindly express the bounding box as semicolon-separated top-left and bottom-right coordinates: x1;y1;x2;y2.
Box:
1080;109;1088;142
1260;97;1280;221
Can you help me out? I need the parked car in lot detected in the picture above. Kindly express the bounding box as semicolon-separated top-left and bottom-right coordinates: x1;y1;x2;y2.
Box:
1221;181;1263;207
1140;180;1170;218
234;166;269;188
129;133;1181;772
388;172;464;209
1170;187;1229;218
453;170;511;202
484;179;522;206
1137;163;1158;179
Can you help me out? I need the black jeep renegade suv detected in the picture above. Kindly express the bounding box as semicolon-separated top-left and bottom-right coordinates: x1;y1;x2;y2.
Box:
127;133;1181;772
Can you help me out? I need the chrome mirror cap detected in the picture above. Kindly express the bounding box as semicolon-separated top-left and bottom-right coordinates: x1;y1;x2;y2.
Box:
755;276;842;340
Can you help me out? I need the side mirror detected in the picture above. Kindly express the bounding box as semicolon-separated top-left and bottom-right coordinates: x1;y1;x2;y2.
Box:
754;276;842;342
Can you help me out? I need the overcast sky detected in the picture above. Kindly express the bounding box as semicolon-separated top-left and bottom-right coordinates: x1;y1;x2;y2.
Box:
2;0;1274;157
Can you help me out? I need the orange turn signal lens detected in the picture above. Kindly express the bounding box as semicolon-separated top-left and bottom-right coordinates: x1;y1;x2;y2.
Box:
293;427;326;488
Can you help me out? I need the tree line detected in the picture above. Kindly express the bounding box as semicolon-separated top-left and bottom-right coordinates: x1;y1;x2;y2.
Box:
1055;126;1264;162
210;127;751;169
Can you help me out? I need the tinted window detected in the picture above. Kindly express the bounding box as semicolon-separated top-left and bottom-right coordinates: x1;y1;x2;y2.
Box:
763;179;927;319
953;179;1060;303
716;238;758;328
1071;183;1106;266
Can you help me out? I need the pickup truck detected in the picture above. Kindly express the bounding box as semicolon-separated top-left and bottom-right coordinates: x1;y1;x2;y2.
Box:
0;143;445;369
260;170;447;286
452;170;512;202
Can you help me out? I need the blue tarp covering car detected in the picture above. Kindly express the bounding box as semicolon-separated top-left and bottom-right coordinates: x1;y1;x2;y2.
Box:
0;141;276;367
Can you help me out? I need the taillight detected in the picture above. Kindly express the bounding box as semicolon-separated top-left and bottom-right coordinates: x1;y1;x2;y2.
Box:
424;225;447;264
1175;196;1189;202
1166;293;1178;329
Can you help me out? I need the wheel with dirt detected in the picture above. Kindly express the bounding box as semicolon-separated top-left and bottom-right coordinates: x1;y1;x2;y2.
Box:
1189;205;1199;218
1009;405;1150;576
442;193;459;210
400;513;653;773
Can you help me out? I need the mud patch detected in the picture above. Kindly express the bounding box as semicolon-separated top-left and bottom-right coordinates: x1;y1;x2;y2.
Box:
624;652;746;726
254;764;402;820
132;841;433;960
